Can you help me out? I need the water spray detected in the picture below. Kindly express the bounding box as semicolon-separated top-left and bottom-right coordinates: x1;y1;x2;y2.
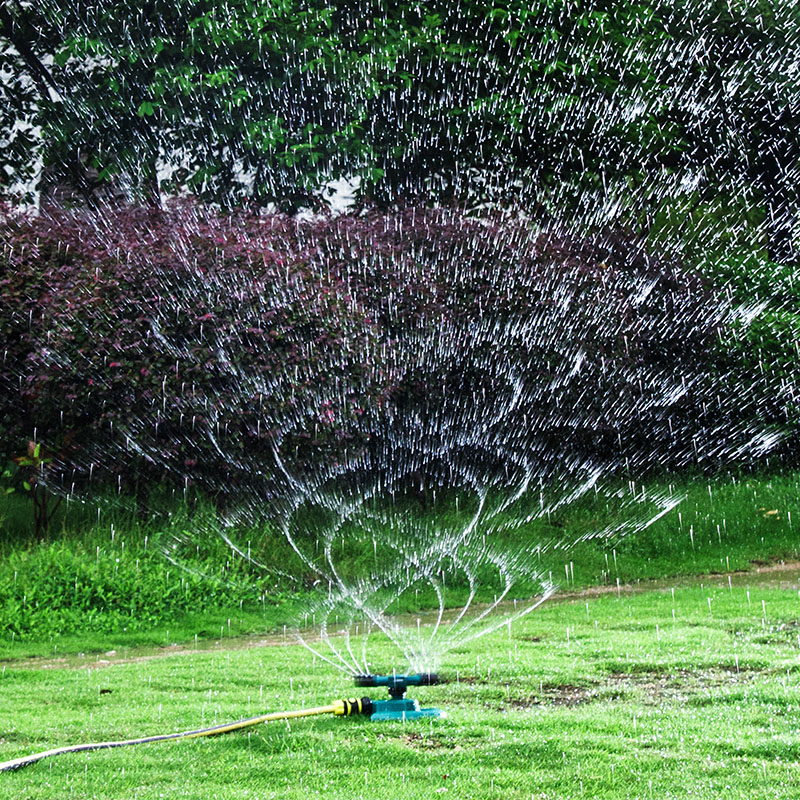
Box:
0;673;444;772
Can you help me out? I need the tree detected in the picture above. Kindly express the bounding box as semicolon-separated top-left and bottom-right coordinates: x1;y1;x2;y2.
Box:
0;0;357;208
649;0;800;264
0;0;797;261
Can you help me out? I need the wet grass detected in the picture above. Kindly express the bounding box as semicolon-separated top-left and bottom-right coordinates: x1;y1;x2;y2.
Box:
0;469;798;660
2;578;800;798
556;469;800;586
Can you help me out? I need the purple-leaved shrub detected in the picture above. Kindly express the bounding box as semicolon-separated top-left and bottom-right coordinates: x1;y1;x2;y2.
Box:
0;200;786;508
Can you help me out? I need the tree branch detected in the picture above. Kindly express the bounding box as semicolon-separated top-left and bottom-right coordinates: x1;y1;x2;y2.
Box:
0;2;62;104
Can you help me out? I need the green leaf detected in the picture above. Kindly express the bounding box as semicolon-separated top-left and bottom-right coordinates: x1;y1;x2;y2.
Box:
22;481;31;492
53;49;71;68
137;102;155;117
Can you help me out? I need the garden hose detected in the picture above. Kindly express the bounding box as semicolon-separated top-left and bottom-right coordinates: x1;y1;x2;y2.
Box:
0;697;372;772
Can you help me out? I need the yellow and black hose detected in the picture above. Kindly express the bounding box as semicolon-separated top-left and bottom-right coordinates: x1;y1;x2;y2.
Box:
0;697;373;773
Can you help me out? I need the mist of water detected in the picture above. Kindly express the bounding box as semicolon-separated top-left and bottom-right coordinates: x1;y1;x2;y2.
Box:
2;1;798;672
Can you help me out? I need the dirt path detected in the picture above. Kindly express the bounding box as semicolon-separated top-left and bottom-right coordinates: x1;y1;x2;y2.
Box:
10;560;800;671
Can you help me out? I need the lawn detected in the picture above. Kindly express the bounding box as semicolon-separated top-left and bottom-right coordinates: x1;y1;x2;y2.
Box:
2;470;799;797
2;569;800;799
2;469;799;660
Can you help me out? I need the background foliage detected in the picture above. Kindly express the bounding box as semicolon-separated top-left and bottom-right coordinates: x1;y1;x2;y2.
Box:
0;0;797;263
1;201;791;502
0;1;797;530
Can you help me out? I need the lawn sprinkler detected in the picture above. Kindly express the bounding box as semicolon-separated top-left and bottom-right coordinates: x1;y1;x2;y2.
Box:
0;672;445;772
352;673;446;721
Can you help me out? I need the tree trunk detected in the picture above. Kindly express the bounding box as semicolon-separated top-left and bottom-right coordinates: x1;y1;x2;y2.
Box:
143;158;162;209
760;109;798;266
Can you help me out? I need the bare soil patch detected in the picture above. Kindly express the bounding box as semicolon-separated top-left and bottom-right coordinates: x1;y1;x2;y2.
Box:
508;664;770;711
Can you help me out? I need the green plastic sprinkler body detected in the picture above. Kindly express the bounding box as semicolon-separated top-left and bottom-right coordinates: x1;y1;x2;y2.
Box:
354;673;446;721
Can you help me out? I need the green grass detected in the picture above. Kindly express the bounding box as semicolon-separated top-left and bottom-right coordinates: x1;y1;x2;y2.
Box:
2;471;799;797
1;470;799;660
558;470;800;584
2;576;800;798
0;493;309;658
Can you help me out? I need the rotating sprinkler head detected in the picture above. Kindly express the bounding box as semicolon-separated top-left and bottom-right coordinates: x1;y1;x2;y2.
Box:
351;673;446;721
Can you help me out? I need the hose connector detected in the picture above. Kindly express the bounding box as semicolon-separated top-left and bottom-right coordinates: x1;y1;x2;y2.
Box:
332;697;374;716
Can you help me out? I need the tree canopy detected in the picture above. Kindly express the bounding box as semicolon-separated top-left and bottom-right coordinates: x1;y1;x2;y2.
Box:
0;0;797;258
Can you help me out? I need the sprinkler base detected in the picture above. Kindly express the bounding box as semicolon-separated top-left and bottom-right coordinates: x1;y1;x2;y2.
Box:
369;698;446;722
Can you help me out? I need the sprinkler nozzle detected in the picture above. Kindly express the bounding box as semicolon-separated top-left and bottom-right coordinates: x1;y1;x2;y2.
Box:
354;673;440;699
